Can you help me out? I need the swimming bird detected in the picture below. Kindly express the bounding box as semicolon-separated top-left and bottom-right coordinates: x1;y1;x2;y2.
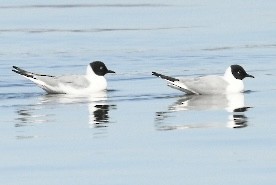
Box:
152;65;254;95
12;61;115;94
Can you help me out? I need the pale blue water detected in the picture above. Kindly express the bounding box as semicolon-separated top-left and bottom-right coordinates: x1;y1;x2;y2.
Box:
1;1;276;185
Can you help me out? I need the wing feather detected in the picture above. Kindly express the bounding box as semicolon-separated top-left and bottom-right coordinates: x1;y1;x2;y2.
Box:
12;66;90;93
176;75;228;95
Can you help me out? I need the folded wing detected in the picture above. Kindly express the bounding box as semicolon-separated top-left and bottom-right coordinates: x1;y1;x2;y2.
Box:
12;66;89;94
152;71;228;95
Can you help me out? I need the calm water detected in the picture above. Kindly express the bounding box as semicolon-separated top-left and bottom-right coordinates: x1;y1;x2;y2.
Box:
1;1;276;185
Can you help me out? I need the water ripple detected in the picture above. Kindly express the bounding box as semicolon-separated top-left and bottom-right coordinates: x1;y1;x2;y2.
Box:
203;44;276;51
0;4;170;9
0;26;190;34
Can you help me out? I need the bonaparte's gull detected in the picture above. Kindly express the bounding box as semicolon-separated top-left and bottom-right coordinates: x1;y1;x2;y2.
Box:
152;65;254;95
12;61;115;94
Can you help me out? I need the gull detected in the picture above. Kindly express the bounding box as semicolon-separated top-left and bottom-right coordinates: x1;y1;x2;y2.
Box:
152;64;254;95
12;61;115;94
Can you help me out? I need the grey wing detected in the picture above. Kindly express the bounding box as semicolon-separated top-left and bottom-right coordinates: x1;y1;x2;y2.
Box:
32;75;90;93
12;66;90;93
167;82;198;95
169;75;228;95
46;75;90;88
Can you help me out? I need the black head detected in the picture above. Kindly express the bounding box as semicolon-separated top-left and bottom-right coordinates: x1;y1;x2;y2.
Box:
90;61;115;76
231;65;254;80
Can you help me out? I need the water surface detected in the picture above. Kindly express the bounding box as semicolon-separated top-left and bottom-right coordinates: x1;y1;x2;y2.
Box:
1;1;276;185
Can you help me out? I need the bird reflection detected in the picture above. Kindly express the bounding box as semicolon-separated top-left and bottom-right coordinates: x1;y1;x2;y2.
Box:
42;91;116;127
85;93;116;127
15;91;116;137
15;106;54;127
155;93;252;130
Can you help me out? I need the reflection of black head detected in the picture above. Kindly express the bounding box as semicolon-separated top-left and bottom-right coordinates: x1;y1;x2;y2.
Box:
233;106;252;112
231;65;254;80
90;61;115;76
233;114;248;128
94;105;110;124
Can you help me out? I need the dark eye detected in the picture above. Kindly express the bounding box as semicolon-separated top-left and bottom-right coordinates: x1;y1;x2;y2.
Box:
100;66;104;70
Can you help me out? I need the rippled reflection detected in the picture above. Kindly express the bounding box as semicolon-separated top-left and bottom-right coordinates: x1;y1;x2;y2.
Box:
15;108;54;127
155;93;252;130
14;91;116;138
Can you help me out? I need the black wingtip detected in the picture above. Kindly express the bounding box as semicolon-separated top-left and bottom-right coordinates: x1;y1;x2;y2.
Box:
12;66;21;73
152;71;179;82
12;66;55;78
12;66;25;73
152;71;160;77
12;69;20;74
12;66;35;79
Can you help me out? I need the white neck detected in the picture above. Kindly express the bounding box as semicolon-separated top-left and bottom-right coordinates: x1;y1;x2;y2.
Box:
223;67;234;81
86;65;107;92
223;67;244;93
86;65;97;77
